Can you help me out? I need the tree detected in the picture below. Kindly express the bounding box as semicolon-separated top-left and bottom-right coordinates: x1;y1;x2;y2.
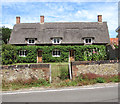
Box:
116;34;118;38
0;27;2;44
2;26;12;44
2;44;17;65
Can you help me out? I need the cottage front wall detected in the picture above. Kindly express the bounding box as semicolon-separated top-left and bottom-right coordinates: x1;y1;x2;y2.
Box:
15;45;107;63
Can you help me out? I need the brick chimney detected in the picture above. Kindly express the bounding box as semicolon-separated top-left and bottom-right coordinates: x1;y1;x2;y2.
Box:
40;16;44;24
98;15;102;22
16;16;20;24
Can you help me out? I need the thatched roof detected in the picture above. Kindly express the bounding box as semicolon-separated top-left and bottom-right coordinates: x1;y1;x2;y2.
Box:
9;22;110;45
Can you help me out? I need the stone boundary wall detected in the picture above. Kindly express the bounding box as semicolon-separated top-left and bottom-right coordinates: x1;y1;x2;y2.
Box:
71;60;119;79
1;64;51;82
72;60;119;65
1;64;50;70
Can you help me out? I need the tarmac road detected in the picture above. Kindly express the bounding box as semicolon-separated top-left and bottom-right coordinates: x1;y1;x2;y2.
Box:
2;84;119;102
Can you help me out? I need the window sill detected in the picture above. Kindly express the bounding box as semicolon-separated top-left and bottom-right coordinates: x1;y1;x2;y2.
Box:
52;55;60;57
84;43;92;45
27;43;36;44
52;43;61;44
19;56;26;57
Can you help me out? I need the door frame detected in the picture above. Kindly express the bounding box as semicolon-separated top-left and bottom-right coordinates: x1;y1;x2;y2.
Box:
37;49;43;63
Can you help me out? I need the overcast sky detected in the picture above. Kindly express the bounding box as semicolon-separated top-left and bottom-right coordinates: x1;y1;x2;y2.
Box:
1;1;119;38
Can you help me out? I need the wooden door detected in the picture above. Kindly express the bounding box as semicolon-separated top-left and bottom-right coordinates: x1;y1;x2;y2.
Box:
38;50;42;63
70;50;75;62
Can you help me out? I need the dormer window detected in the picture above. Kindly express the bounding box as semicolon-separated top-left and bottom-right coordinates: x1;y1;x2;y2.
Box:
52;38;62;44
27;38;36;44
84;38;93;45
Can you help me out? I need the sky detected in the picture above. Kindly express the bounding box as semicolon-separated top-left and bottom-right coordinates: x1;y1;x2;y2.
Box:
1;0;119;38
118;2;120;26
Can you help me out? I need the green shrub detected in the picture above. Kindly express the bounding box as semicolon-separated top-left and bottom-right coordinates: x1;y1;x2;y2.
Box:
70;80;78;86
37;79;50;86
96;77;105;83
113;78;119;82
57;80;78;87
110;76;119;82
76;76;84;82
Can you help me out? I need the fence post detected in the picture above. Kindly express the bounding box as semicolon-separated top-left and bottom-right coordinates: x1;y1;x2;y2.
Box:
49;64;52;83
69;62;72;80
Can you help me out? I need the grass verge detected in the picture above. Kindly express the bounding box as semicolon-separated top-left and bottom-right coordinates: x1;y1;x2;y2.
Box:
51;73;120;88
2;78;50;91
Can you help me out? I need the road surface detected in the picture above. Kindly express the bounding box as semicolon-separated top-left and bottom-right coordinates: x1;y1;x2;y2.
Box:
2;84;119;102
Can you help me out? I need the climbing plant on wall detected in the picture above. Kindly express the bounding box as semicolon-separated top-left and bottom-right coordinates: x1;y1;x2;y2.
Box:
2;44;107;65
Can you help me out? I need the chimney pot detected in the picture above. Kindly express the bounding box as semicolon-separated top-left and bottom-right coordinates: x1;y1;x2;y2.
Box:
40;16;44;24
98;15;102;22
16;16;20;24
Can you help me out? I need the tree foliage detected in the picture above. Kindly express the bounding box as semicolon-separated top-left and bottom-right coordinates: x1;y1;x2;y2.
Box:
116;35;118;38
2;44;17;65
2;26;12;44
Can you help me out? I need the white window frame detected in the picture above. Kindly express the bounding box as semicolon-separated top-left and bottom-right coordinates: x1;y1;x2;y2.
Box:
52;38;61;44
19;50;26;57
52;49;61;57
84;38;93;45
27;38;36;44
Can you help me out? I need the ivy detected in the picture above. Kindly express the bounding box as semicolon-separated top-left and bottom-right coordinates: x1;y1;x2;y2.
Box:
2;44;108;65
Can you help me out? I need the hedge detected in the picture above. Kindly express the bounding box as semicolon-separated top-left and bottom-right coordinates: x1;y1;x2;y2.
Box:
2;44;108;65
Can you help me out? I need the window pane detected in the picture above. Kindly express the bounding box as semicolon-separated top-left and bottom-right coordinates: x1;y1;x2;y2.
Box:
53;51;55;55
32;39;34;43
89;39;91;43
22;51;24;55
86;39;88;43
29;40;31;43
23;51;25;55
54;39;56;43
57;39;59;43
55;51;57;55
56;51;58;55
20;51;22;55
24;51;27;56
58;51;60;55
24;51;25;55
